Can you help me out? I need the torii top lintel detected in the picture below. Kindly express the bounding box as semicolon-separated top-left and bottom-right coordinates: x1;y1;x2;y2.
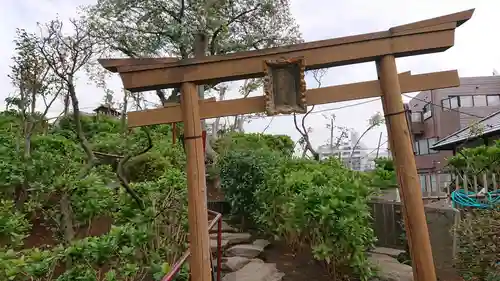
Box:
99;9;474;92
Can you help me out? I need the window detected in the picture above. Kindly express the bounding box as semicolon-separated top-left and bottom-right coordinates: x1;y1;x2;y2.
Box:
414;138;439;155
428;138;438;153
441;99;451;110
419;174;427;192
442;95;500;110
473;95;487;107
419;139;429;154
450;96;459;109
411;112;422;122
430;174;438;192
442;96;459;111
423;103;432;120
459;96;473;107
487;95;500;106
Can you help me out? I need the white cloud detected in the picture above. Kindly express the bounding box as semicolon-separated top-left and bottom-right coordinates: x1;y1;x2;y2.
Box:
1;0;498;151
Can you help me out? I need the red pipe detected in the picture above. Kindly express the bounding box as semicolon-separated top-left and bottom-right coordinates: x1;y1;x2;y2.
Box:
162;210;222;281
217;218;222;281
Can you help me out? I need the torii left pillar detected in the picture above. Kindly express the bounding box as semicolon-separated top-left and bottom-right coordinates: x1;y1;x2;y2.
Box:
180;82;212;281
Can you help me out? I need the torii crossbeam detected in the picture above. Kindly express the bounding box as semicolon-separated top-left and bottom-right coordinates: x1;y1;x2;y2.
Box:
100;9;474;281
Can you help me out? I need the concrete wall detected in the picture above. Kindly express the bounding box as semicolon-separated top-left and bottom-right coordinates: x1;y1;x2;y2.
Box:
370;201;461;280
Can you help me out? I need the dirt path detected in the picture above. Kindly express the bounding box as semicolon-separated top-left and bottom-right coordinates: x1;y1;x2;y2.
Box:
260;240;332;281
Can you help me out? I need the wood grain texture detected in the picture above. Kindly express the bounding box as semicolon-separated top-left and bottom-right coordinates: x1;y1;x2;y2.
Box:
180;82;212;281
378;55;437;281
127;70;459;127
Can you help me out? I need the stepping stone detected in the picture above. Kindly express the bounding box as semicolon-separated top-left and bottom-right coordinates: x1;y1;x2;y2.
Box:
371;247;405;259
210;232;252;245
226;244;265;259
211;239;229;253
221;256;251;272
222;260;283;281
253;239;270;249
368;253;413;281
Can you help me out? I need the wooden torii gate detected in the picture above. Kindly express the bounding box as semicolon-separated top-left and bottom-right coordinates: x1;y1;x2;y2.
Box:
100;9;474;281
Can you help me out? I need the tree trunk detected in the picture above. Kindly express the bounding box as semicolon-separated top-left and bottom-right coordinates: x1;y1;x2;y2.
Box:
68;82;95;164
60;191;75;268
121;89;129;132
194;32;217;162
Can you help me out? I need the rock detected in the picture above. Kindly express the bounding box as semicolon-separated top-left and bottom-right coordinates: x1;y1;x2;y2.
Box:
210;232;252;245
253;239;271;249
369;253;413;281
211;239;229;253
226;244;265;259
221;256;251;272
222;261;283;281
370;247;405;259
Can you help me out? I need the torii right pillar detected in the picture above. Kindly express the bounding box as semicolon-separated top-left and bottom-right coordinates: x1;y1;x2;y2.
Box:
377;55;437;281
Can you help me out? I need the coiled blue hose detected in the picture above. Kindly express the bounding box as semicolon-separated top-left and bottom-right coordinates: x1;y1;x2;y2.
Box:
451;189;500;209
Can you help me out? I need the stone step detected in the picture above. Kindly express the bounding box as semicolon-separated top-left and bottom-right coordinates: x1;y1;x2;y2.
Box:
222;260;284;281
211;239;229;253
210;221;237;233
221;256;251;272
368;253;413;281
370;247;405;259
210;232;252;245
225;239;271;259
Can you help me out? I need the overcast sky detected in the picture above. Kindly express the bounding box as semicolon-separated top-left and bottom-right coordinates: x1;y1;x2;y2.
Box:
1;0;497;152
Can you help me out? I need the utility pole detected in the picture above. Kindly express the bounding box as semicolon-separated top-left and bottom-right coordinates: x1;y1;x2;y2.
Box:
375;132;383;159
377;55;437;281
329;118;334;150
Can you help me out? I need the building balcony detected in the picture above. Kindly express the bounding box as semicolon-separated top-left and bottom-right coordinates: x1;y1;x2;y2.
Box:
410;121;425;135
409;111;424;135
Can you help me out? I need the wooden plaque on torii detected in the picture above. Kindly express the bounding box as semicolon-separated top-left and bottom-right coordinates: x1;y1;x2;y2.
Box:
100;9;474;281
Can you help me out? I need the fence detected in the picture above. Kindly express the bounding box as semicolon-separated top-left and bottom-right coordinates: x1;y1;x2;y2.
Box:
418;172;500;199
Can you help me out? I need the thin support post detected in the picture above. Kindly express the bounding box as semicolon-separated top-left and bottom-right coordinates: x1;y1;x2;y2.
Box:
180;82;212;281
376;55;437;281
217;218;222;281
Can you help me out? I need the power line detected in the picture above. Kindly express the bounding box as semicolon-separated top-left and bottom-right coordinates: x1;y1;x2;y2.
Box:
248;97;381;119
360;140;389;160
402;94;486;119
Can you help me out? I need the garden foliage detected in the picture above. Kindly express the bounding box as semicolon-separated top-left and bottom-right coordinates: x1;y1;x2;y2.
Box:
0;112;189;281
218;138;377;281
447;143;500;280
454;209;500;281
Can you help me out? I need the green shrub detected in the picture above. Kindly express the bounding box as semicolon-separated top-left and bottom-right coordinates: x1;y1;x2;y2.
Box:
218;148;283;222
454;209;500;281
213;132;294;156
219;151;377;280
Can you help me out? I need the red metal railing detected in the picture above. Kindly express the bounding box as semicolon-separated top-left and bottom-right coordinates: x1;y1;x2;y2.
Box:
162;209;223;281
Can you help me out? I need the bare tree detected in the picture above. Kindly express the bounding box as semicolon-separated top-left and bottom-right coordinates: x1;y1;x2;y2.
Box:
7;28;64;207
36;18;100;167
348;112;385;168
32;17;102;249
294;69;327;160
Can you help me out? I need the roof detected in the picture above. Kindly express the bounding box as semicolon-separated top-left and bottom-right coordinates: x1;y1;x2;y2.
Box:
93;104;120;114
431;109;500;150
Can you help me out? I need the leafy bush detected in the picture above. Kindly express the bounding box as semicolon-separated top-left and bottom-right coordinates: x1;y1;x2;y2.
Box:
218;148;283;222
219;148;377;280
369;157;397;189
0;112;189;281
214;132;295;156
454;209;500;281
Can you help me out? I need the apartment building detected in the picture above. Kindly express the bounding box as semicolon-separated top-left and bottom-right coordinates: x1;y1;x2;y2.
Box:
317;131;390;171
406;75;500;192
